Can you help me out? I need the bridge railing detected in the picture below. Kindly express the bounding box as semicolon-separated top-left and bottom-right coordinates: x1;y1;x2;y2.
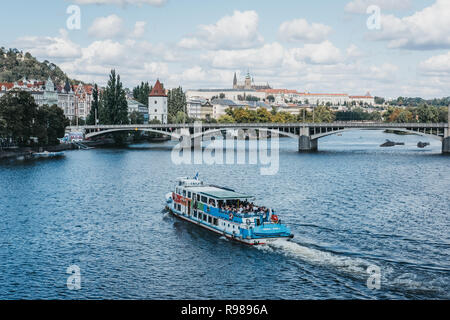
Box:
70;122;448;131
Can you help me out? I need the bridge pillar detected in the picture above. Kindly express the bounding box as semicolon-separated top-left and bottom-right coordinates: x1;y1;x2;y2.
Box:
298;135;318;152
443;137;450;154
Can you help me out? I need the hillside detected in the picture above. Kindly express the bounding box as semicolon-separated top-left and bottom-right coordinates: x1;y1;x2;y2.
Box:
0;47;81;84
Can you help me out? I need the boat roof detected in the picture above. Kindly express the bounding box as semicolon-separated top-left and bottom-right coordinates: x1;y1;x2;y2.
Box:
185;186;253;200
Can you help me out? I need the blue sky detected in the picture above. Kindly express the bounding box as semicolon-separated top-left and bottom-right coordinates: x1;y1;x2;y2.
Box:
1;0;449;98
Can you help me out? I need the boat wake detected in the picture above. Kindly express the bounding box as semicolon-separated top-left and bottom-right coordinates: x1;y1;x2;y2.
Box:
261;239;372;277
257;239;449;297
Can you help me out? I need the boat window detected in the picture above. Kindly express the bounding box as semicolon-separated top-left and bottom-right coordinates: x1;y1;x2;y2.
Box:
183;190;186;196
201;196;207;203
197;194;200;201
203;214;208;222
193;210;197;218
209;199;216;207
213;218;218;226
208;216;212;224
188;192;191;198
198;213;203;220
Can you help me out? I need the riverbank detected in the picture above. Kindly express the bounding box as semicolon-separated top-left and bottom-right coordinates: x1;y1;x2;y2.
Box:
0;144;78;161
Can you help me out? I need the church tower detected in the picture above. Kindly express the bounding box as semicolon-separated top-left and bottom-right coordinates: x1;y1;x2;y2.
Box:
233;72;237;89
148;79;168;124
244;71;252;90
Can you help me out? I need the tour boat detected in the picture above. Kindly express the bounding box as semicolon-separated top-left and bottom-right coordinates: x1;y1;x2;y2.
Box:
165;175;294;245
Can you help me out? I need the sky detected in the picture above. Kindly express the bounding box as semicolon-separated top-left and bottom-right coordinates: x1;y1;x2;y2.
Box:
1;0;450;99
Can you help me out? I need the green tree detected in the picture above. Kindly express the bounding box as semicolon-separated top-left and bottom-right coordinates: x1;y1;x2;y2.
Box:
0;90;37;145
133;82;152;106
168;87;186;119
129;111;145;124
34;104;69;145
416;104;439;123
217;114;235;123
99;70;128;125
86;84;99;125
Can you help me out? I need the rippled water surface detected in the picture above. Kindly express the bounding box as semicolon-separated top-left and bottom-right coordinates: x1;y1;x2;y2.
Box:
0;130;449;299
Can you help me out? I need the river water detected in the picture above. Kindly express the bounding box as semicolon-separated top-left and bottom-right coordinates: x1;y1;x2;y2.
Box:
0;130;449;299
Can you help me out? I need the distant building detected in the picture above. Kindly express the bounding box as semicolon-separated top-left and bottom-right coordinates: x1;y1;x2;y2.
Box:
233;71;271;90
186;99;213;120
349;93;375;106
127;98;149;124
211;99;239;119
148;79;168;124
0;78;94;120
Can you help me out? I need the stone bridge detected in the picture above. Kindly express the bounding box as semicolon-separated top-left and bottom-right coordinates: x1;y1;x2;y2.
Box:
68;122;450;153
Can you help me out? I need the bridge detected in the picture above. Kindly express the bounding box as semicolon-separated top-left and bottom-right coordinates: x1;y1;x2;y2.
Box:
68;122;450;153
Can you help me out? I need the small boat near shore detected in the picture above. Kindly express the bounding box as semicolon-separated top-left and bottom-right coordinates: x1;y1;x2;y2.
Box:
165;175;293;245
31;151;65;159
380;139;405;147
417;141;430;148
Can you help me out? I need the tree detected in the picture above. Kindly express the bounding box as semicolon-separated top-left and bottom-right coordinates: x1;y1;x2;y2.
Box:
219;93;225;99
133;82;152;106
0;90;37;145
129;111;144;124
99;70;128;125
34;104;69;145
86;84;99;125
416;104;438;123
168;87;186;119
217;114;235;123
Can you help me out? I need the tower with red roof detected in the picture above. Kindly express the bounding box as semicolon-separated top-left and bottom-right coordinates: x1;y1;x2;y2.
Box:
148;79;168;124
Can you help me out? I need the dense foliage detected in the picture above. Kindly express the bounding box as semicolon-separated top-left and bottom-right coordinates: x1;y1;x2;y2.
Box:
132;82;152;106
0;90;69;146
98;70;129;125
0;48;79;84
167;87;187;122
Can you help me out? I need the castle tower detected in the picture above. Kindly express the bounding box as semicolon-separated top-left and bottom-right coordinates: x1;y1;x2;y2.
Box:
148;79;168;124
244;71;252;90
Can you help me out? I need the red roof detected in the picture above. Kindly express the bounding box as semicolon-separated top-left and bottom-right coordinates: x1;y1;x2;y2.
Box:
301;93;348;96
258;89;300;94
149;80;167;97
349;95;373;99
0;83;14;90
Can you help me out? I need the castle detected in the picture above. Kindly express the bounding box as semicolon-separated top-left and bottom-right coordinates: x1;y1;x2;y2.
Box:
233;72;271;90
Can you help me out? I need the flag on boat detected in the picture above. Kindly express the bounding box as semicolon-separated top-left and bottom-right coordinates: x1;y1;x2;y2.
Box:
194;172;199;180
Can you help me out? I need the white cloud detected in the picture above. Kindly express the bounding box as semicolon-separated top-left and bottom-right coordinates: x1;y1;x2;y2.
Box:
279;19;332;43
88;14;124;39
370;0;450;50
131;21;146;38
288;41;343;65
73;0;166;6
204;43;285;69
419;51;450;75
179;10;264;50
346;44;363;58
345;0;411;14
13;29;81;61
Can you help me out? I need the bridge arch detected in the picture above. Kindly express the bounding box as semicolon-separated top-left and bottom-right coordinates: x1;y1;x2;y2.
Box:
191;127;299;140
311;128;444;141
85;128;181;140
